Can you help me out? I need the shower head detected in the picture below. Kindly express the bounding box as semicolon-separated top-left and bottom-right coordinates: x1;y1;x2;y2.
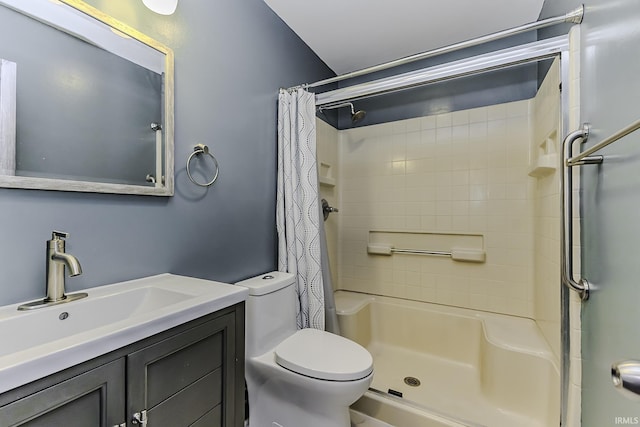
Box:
318;102;366;124
350;107;366;124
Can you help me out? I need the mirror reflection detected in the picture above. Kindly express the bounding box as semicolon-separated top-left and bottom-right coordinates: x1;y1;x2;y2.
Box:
0;0;174;195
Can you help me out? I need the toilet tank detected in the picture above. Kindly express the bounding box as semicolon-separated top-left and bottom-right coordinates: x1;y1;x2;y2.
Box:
235;272;298;357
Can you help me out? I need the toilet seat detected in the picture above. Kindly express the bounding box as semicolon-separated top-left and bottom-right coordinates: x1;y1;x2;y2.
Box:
275;328;373;381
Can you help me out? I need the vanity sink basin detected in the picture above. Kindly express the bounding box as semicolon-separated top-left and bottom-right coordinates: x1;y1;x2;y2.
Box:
0;274;248;394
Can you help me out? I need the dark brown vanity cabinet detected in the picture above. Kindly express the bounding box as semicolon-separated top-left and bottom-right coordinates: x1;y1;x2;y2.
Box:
0;303;245;427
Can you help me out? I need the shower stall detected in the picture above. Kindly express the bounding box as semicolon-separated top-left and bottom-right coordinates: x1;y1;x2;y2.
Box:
304;10;584;427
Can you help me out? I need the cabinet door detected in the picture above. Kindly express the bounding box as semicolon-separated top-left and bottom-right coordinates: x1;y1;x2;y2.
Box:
0;358;125;427
127;313;237;427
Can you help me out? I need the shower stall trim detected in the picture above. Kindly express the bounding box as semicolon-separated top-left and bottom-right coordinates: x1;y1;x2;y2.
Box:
314;36;569;108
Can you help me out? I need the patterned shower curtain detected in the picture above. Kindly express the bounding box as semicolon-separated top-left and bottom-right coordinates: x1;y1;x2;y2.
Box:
276;88;325;330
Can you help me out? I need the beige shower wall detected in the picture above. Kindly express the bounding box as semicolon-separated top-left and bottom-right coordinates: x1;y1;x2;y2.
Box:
317;119;340;288
317;66;563;327
336;100;536;318
532;59;561;361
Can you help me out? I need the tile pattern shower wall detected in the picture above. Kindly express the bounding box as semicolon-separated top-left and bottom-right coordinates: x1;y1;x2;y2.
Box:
532;59;561;361
338;100;535;318
317;119;340;288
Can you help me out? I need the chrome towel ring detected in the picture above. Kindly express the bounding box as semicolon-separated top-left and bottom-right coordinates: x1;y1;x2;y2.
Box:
186;144;219;187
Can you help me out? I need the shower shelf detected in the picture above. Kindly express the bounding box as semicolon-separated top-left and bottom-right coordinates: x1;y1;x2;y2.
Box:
319;162;336;187
528;154;558;177
319;176;336;187
528;131;558;178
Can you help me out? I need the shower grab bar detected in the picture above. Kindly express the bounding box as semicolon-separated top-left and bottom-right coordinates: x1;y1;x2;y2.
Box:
562;125;592;300
367;244;485;262
392;248;451;257
563;119;640;300
368;243;449;257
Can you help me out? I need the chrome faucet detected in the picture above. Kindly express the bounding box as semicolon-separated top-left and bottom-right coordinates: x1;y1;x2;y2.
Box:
45;231;83;302
18;231;88;310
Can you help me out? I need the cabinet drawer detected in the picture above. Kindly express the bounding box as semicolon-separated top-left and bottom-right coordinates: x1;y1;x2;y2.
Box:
146;330;223;407
192;404;222;427
0;358;125;427
148;368;222;426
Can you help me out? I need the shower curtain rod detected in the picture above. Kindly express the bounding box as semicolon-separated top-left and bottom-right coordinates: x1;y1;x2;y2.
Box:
315;35;568;107
289;5;583;92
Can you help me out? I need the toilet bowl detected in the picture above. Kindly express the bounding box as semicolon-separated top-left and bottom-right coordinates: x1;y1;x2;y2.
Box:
236;272;373;427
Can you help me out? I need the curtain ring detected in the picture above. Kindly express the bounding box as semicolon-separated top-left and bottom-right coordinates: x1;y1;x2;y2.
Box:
186;144;219;187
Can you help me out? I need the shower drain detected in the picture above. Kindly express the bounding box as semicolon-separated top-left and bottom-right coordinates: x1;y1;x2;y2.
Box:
403;376;421;387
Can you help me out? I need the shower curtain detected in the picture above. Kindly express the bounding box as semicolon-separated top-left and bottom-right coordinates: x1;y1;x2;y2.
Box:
277;88;324;330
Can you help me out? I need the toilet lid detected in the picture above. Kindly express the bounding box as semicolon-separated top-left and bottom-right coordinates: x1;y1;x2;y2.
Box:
275;328;373;381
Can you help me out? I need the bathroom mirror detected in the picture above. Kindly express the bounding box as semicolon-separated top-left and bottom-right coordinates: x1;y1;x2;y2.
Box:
0;0;174;196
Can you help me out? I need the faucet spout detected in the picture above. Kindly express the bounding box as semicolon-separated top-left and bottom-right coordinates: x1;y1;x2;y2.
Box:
45;231;83;303
51;252;83;277
17;231;88;311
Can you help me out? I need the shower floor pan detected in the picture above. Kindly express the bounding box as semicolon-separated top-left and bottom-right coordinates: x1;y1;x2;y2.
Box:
336;291;559;427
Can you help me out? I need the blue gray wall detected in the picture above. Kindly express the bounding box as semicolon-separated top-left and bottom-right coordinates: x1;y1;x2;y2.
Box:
540;1;640;425
0;0;334;305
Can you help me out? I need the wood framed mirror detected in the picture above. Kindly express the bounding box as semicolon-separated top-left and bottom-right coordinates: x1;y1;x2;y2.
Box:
0;0;174;196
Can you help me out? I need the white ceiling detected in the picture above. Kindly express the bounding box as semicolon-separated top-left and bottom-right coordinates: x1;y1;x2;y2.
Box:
264;0;546;75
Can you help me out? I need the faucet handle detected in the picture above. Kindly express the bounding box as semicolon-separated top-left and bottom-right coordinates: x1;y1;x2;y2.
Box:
52;231;69;240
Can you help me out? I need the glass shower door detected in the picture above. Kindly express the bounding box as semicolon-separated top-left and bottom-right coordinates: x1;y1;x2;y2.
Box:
581;151;640;425
581;143;640;426
577;0;640;425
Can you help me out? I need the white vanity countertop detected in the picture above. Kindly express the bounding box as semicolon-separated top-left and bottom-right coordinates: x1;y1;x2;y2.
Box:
0;274;248;394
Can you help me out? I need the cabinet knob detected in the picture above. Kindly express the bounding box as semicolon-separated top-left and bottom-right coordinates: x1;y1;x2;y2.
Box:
132;410;148;426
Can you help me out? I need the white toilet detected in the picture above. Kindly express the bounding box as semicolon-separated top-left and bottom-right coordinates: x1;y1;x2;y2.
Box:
236;271;373;427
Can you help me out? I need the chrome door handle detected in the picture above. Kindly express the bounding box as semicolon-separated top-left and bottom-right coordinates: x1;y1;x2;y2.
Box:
612;360;640;400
